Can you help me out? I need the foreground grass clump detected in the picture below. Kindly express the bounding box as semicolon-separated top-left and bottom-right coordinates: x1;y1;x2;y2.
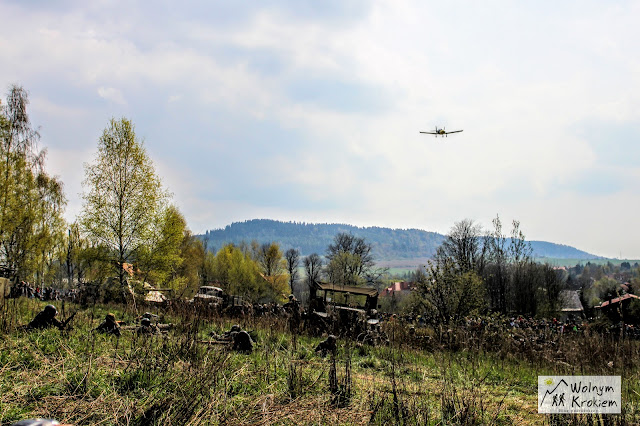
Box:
0;298;639;425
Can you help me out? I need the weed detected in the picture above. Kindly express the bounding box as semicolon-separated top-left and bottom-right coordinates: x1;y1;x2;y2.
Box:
2;298;640;424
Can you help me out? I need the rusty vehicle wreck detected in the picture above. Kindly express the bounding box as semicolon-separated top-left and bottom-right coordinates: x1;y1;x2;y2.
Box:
306;281;381;339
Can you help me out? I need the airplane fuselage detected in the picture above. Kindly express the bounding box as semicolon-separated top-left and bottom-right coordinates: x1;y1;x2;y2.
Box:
419;127;462;137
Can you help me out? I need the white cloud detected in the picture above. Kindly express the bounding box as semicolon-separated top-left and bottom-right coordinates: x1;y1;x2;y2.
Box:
97;87;126;105
2;0;640;257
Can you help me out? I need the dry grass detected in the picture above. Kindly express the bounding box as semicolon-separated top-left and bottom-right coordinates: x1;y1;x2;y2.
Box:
2;298;640;425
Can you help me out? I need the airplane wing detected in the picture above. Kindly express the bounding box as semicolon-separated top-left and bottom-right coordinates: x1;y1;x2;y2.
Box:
419;131;437;134
445;130;463;134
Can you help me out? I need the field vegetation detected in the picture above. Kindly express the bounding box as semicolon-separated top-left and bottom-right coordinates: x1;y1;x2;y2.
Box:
2;298;640;425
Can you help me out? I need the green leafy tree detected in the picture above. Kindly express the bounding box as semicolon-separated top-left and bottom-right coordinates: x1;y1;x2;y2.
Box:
256;242;285;276
142;205;206;296
137;205;186;287
201;247;216;285
80;117;168;292
212;243;285;302
326;251;363;286
0;85;66;282
173;232;205;297
415;257;486;324
32;173;66;285
584;276;620;307
255;242;289;295
66;221;93;285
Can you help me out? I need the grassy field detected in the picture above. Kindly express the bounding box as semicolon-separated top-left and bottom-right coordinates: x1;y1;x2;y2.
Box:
2;298;640;425
533;258;640;268
382;258;640;277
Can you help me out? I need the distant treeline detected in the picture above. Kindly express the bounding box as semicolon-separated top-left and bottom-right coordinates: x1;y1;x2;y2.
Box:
198;219;600;261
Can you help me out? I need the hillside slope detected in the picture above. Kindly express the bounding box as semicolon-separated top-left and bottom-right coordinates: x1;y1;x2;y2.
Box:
199;219;601;262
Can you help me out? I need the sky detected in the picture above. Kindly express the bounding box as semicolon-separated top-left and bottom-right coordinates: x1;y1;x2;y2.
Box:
1;1;639;259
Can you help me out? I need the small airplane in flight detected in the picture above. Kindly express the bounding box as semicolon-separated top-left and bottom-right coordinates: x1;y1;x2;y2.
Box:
420;127;463;137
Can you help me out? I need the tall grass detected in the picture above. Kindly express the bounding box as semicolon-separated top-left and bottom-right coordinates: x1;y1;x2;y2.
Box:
1;298;640;424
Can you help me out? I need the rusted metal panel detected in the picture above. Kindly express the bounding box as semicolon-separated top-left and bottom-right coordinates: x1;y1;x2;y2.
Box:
315;282;378;297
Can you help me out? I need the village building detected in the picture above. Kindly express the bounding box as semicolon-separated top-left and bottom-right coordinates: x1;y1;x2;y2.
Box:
557;289;584;319
596;293;640;324
380;281;415;297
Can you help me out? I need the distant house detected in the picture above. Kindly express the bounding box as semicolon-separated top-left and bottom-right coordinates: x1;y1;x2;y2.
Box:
597;293;640;309
122;262;136;277
620;282;635;293
127;281;169;304
380;281;414;297
558;290;584;318
595;293;640;324
142;282;170;304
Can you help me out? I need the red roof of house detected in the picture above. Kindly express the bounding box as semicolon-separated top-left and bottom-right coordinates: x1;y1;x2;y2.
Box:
598;293;640;308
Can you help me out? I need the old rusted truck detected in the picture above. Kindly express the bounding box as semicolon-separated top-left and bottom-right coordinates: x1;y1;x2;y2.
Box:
307;281;380;337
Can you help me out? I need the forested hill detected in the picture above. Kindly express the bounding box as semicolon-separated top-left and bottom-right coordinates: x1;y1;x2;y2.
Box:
199;219;601;262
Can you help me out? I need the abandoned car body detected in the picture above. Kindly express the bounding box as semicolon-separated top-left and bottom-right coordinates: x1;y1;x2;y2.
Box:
307;281;380;338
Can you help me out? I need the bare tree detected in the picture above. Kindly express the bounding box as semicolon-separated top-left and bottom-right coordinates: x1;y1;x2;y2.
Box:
437;219;483;274
483;215;509;313
326;233;375;286
304;253;323;287
509;220;532;264
285;248;300;296
508;220;536;314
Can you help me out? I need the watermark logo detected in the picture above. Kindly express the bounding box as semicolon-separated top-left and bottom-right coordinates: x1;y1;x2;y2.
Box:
538;376;621;414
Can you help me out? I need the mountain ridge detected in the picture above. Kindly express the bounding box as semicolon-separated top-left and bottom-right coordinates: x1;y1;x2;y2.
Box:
198;219;603;263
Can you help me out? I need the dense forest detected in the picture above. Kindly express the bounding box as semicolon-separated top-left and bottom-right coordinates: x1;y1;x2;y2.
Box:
200;219;601;261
